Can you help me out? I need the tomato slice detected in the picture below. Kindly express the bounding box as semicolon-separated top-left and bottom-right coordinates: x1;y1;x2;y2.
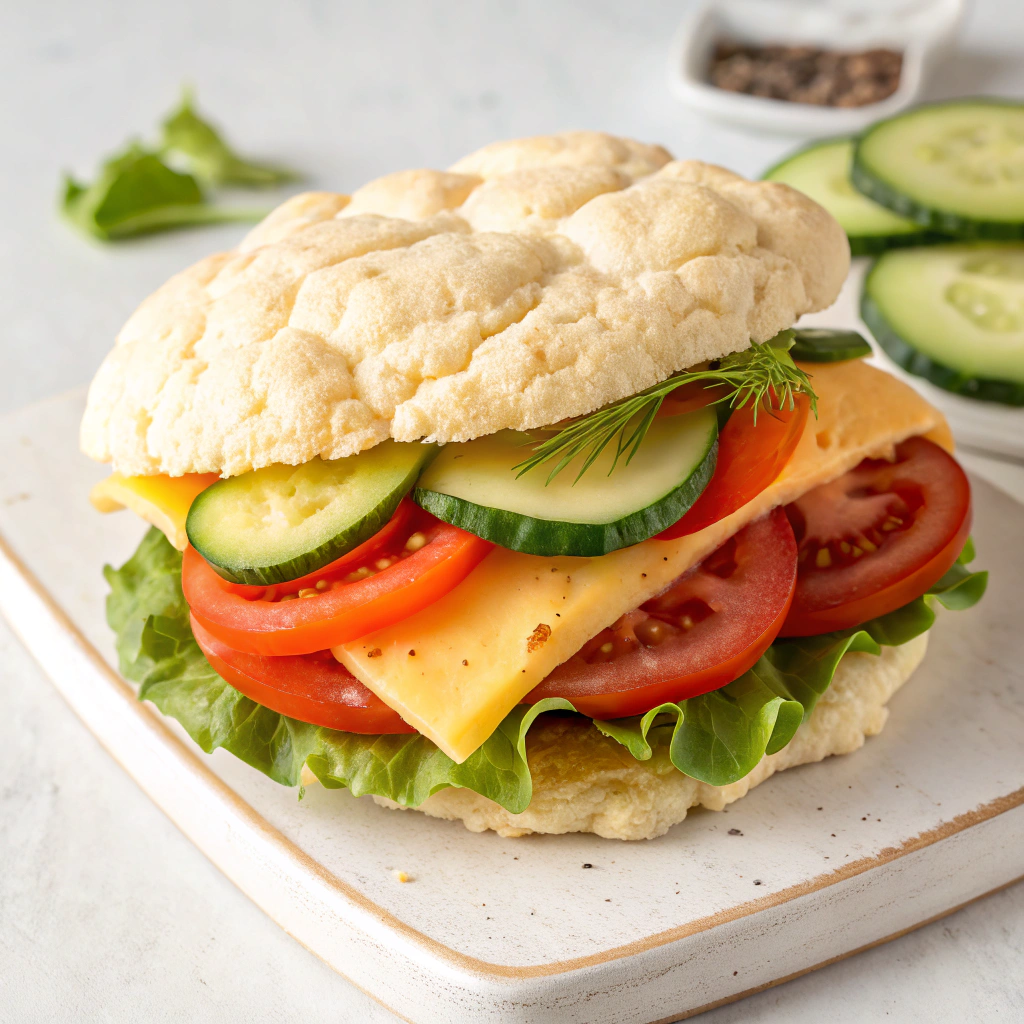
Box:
657;380;732;417
526;508;797;718
192;616;413;734
183;498;493;656
778;436;971;637
657;393;809;540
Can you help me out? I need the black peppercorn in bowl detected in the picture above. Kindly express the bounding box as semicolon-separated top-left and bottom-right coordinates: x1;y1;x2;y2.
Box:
670;0;964;136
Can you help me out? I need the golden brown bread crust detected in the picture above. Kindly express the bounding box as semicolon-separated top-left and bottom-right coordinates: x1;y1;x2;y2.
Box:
80;132;849;478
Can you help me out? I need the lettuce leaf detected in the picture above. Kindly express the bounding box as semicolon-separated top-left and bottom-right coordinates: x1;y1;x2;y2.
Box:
592;556;988;785
61;89;295;241
106;529;986;812
592;629;879;786
61;144;268;241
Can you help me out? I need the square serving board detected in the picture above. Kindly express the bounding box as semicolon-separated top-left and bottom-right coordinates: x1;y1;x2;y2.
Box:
0;391;1021;1024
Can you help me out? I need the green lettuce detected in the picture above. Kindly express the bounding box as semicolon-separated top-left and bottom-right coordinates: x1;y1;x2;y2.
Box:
106;529;986;812
61;145;269;241
61;89;296;241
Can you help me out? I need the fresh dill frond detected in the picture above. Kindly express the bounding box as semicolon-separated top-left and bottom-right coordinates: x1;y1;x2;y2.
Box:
513;332;816;484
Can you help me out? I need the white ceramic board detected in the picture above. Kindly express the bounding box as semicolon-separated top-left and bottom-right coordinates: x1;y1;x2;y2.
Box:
0;391;1022;1024
801;260;1024;462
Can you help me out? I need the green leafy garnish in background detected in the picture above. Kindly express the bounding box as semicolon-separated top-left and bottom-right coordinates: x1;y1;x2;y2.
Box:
60;89;298;241
514;330;816;484
161;87;298;188
105;528;985;813
62;144;270;241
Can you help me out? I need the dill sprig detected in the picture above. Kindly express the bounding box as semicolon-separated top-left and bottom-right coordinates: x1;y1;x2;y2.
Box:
514;334;816;484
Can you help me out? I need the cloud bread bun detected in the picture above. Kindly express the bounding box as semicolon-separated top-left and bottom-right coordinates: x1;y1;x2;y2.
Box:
81;131;850;478
368;634;927;841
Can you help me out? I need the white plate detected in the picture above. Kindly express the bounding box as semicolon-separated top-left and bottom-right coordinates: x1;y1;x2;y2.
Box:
669;0;965;137
0;391;1021;1024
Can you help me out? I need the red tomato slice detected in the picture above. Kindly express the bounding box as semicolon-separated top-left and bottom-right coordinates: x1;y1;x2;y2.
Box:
191;616;413;734
657;380;732;417
183;498;493;656
778;436;971;637
525;508;797;718
657;393;809;540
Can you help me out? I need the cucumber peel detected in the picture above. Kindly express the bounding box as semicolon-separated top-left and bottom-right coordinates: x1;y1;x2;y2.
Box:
763;137;936;255
852;99;1024;240
414;410;718;557
790;327;872;363
187;441;435;585
862;243;1024;406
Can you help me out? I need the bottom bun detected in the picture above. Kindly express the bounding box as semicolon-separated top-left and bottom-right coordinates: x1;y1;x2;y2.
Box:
373;634;929;840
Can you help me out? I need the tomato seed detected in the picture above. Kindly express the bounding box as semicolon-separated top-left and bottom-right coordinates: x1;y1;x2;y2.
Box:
634;618;668;646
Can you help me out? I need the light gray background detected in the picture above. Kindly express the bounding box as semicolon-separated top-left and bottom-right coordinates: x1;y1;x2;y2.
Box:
1;2;1022;1021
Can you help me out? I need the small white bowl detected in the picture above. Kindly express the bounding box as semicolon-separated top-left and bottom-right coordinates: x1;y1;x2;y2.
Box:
669;0;966;136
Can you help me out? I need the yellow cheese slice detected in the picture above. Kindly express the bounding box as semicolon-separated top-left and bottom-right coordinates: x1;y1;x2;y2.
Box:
90;472;220;550
334;362;952;763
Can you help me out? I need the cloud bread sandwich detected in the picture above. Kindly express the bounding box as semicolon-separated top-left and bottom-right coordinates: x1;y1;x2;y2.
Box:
85;131;986;840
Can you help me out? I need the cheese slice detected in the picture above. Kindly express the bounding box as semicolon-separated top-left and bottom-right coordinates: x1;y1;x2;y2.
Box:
334;362;952;763
90;472;220;550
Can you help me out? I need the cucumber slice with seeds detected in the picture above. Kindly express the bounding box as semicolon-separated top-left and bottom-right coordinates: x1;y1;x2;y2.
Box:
852;100;1024;239
414;409;718;557
862;243;1024;405
187;441;435;585
764;138;933;255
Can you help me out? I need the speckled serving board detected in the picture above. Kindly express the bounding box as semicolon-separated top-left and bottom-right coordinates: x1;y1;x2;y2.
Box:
1;391;1022;1024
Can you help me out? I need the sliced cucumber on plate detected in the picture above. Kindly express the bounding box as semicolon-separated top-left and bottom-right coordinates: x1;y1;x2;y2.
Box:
187;441;435;585
414;409;718;557
852;99;1024;240
764;138;932;255
862;243;1024;405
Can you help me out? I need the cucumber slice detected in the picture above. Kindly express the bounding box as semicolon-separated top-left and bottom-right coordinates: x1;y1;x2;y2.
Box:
413;409;717;557
862;244;1024;405
853;100;1024;239
186;441;434;585
791;327;872;363
764;138;932;255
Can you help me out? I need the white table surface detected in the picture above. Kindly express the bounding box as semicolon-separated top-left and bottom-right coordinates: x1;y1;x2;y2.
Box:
1;2;1022;1021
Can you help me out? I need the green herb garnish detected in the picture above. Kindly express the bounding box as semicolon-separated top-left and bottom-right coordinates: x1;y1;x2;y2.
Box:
60;88;299;242
61;144;269;241
161;87;298;188
514;330;816;484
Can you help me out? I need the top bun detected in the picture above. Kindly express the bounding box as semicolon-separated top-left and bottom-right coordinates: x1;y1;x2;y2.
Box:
80;132;849;477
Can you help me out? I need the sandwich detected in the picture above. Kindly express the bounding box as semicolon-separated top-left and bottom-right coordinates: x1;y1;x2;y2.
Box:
83;132;987;841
